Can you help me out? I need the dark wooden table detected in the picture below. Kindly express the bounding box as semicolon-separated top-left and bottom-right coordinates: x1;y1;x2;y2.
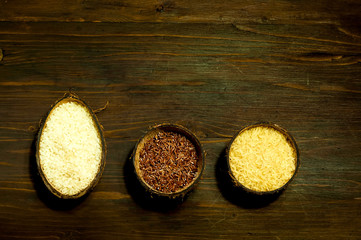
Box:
0;1;361;239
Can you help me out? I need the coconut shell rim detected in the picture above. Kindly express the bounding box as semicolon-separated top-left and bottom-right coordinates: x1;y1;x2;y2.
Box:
226;122;300;196
132;123;205;199
36;93;107;199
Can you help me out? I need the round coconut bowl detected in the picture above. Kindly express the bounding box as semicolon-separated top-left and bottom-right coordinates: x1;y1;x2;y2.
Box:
133;124;205;199
36;93;106;199
226;123;300;196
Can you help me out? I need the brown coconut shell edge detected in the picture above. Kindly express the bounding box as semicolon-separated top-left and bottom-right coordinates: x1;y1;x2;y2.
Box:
36;93;107;199
132;123;205;199
226;122;300;196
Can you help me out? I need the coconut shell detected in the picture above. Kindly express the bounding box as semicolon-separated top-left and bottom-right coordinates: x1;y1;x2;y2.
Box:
133;123;205;199
36;93;107;199
226;122;300;195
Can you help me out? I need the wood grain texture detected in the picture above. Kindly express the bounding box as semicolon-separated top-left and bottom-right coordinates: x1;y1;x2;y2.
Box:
0;1;361;239
0;0;361;28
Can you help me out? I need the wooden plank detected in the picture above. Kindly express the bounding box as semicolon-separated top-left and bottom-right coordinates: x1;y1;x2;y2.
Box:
0;0;361;28
0;21;360;239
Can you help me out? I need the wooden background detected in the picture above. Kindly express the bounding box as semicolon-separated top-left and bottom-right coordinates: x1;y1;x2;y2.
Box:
0;0;361;239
